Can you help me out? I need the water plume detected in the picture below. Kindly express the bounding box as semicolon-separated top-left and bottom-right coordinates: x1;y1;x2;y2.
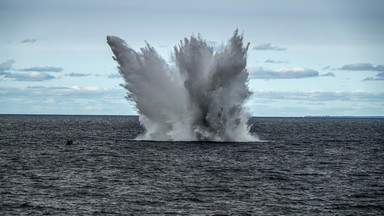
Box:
107;30;257;141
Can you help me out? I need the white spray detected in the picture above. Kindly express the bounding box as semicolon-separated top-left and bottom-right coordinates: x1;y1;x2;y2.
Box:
107;30;257;141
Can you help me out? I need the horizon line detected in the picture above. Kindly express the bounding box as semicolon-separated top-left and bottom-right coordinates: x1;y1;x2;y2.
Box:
1;114;384;119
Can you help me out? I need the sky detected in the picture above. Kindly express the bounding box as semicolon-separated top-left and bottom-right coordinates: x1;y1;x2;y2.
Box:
1;0;383;116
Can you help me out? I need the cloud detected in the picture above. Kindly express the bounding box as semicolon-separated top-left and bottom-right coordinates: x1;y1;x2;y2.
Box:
0;86;132;115
253;43;286;51
1;61;62;73
362;77;384;81
20;39;37;43
3;72;55;81
339;63;384;72
340;63;384;81
362;72;384;81
252;90;384;101
248;67;319;79
65;72;91;77
0;60;15;73
21;66;63;72
264;59;287;64
0;61;62;81
320;72;335;77
30;86;109;96
0;85;123;98
108;73;121;79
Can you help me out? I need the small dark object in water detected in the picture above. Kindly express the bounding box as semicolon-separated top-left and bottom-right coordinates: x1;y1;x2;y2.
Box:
66;140;73;145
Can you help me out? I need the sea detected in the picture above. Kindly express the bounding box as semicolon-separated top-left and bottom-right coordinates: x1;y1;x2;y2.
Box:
0;115;383;215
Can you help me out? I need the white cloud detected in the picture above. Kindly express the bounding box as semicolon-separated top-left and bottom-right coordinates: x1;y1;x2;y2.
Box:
0;85;126;103
4;72;55;81
0;60;63;81
0;86;132;115
40;85;111;96
44;98;55;103
248;67;319;79
0;86;111;97
252;90;384;101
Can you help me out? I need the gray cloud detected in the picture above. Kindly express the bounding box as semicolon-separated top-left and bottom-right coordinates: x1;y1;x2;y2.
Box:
252;90;384;101
362;72;384;81
65;72;91;77
21;66;63;72
339;63;384;72
108;73;121;79
0;60;61;81
362;77;384;81
248;67;319;79
20;38;37;43
339;63;384;81
264;59;287;64
320;72;335;77
0;60;15;73
253;43;286;51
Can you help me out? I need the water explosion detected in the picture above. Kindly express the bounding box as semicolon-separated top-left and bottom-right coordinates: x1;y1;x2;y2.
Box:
107;30;257;141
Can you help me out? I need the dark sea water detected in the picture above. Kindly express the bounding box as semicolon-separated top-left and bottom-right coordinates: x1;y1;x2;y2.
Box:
1;115;383;215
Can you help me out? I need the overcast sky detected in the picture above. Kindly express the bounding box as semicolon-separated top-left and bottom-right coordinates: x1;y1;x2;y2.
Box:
1;0;383;116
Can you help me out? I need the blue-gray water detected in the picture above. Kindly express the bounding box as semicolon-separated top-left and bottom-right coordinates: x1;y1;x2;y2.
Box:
1;115;383;215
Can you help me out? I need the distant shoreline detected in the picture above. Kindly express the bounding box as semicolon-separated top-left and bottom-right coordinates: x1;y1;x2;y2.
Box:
0;114;383;119
303;115;384;119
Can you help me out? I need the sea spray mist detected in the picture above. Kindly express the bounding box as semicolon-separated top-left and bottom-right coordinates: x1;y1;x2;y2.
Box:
107;30;257;141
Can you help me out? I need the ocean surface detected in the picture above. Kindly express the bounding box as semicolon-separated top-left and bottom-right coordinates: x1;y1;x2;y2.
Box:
0;115;383;215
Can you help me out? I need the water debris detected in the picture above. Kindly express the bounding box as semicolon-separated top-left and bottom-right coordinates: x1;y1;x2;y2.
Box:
107;30;257;142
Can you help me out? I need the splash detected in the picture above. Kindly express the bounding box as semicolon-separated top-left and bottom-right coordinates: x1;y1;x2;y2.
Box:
107;30;257;141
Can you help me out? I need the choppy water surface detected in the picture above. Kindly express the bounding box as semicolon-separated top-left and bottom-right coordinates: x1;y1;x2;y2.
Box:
1;115;383;215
